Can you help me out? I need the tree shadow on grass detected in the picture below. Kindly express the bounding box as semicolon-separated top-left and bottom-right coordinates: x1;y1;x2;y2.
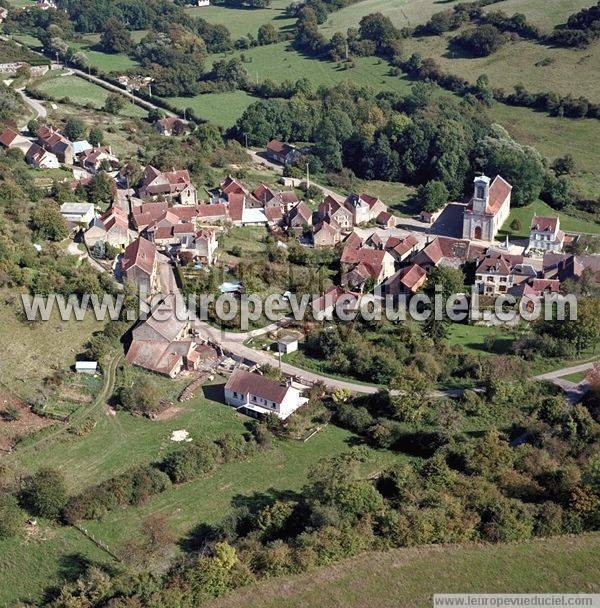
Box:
179;487;302;553
40;553;118;605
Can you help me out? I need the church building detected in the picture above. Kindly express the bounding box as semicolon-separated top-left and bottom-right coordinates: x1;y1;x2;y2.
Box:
462;174;512;242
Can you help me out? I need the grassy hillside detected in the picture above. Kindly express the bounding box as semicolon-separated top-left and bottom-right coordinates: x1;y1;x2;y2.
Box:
210;43;414;92
209;533;600;608
481;0;593;30
320;0;452;36
184;0;296;38
404;34;600;103
500;200;600;237
487;102;600;200
33;71;147;118
167;90;258;127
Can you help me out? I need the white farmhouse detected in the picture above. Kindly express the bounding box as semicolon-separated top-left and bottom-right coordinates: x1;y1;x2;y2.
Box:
529;216;565;253
224;369;306;420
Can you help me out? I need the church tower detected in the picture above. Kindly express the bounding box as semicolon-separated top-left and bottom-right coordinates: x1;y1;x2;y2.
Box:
472;175;490;214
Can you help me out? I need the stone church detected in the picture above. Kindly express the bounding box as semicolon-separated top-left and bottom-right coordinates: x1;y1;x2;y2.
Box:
462;174;512;242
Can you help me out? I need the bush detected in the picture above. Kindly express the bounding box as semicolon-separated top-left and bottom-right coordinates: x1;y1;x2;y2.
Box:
20;467;68;520
0;494;25;539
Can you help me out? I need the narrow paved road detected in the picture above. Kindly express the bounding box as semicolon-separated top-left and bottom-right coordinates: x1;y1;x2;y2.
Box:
199;320;592;398
17;86;47;123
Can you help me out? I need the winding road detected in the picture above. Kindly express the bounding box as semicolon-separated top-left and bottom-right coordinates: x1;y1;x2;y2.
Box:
196;320;597;397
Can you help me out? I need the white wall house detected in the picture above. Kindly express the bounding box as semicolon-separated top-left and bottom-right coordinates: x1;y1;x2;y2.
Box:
224;369;306;420
60;202;96;227
529;216;565;253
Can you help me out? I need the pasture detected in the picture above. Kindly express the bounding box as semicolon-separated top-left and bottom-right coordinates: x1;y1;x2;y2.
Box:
33;71;147;118
319;0;454;37
403;34;600;103
185;0;296;38
208;532;600;608
0;297;106;403
487;102;600;200
166;89;258;127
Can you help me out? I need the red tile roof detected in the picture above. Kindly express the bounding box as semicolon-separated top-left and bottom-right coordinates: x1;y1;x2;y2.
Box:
531;216;558;232
122;237;156;276
225;369;290;404
0;128;19;147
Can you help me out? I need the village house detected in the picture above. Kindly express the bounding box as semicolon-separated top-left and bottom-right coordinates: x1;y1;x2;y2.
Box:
376;211;396;229
384;263;427;296
138;165;197;206
79;146;119;174
84;206;131;249
265;140;301;166
25;142;59;168
286;201;313;231
543;252;600;285
126;294;201;378
0;128;33;155
154;117;187;137
317;195;353;230
344;193;388;225
412;236;483;272
313;221;341;247
474;251;536;295
462;174;512;241
37;125;74;165
340;243;396;289
121;237;159;294
311;285;362;321
384;234;421;263
529;216;565;253
252;183;298;211
224;368;306;420
59;202;95;228
196;203;231;224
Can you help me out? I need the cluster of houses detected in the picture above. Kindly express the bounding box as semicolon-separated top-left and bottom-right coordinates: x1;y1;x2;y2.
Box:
0;124;119;173
307;175;598;310
4;119;597;421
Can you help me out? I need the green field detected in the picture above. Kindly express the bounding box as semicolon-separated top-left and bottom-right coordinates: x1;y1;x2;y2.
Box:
487;102;600;201
0;525;112;607
404;34;600;103
499;200;600;238
167;89;258;127
481;0;593;30
33;71;147;118
211;42;414;91
4;371;400;604
447;323;516;356
0;299;106;402
209;533;600;608
319;0;452;37
185;0;295;38
69;41;140;73
561;371;588;384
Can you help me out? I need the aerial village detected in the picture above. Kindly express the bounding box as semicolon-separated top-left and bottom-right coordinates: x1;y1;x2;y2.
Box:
1;120;598;421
